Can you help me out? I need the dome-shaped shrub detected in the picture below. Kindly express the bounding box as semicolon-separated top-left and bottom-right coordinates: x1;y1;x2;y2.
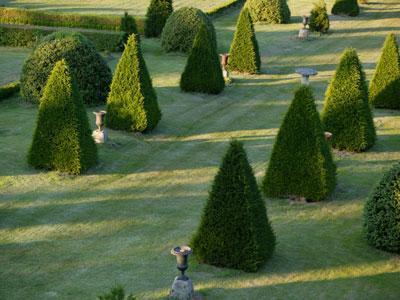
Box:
364;163;400;253
20;31;112;105
246;0;291;24
161;7;216;53
331;0;359;17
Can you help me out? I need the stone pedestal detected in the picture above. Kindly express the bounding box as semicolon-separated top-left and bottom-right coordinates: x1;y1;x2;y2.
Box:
301;75;310;85
170;277;194;300
298;28;309;39
92;129;108;144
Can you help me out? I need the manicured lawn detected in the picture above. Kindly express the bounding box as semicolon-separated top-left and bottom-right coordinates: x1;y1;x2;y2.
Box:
0;0;236;16
1;0;400;299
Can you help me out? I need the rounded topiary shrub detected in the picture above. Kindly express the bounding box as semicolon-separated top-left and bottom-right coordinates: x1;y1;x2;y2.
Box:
364;163;400;253
191;140;275;272
309;0;330;33
161;7;216;53
28;59;98;175
246;0;291;24
331;0;360;16
20;31;112;105
145;0;173;38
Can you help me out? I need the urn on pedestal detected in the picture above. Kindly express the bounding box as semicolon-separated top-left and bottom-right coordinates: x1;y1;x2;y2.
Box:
92;111;108;143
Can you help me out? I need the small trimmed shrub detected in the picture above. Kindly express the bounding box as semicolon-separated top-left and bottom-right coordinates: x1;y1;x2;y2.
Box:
161;7;216;53
246;0;291;24
322;48;376;152
0;81;20;101
180;24;225;94
309;0;330;33
364;163;400;253
145;0;173;38
369;33;400;109
228;8;261;74
331;0;360;17
28;60;97;175
20;31;112;105
191;140;275;272
263;86;336;201
106;34;161;132
98;285;136;300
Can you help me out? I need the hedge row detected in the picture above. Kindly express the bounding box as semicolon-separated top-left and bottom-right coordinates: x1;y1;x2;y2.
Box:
0;81;20;101
0;25;122;51
0;7;145;32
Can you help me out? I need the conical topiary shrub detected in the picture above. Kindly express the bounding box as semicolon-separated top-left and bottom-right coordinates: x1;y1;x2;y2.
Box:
321;48;376;152
369;33;400;109
191;140;275;272
309;0;330;34
228;8;261;74
28;59;97;175
364;163;400;253
246;0;291;24
331;0;359;16
263;86;336;201
106;34;162;132
145;0;173;38
119;12;138;49
180;24;225;94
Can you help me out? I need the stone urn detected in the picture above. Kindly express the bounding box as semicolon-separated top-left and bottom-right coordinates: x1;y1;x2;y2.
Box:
170;246;194;300
219;53;230;80
92;111;108;144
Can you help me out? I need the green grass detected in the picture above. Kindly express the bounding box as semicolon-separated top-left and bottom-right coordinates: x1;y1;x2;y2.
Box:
0;0;238;16
1;0;400;299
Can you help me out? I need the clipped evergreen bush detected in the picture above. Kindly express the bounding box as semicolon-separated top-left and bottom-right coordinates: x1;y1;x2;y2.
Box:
228;8;261;74
263;86;336;201
369;33;400;109
321;48;376;152
331;0;359;16
20;31;111;105
191;140;275;272
161;7;216;53
309;0;330;33
145;0;173;38
364;163;400;253
246;0;291;24
119;12;138;49
180;24;225;94
106;34;161;132
28;59;97;175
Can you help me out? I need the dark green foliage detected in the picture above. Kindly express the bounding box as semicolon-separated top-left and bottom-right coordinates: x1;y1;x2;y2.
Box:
106;34;161;132
180;24;225;94
161;7;217;53
364;163;400;253
369;33;400;109
263;86;336;201
119;12;138;50
309;0;330;33
191;140;275;272
28;60;97;175
0;81;20;101
322;48;376;152
145;0;173;38
331;0;360;16
98;285;136;300
246;0;291;24
206;0;246;18
20;31;112;105
228;8;260;74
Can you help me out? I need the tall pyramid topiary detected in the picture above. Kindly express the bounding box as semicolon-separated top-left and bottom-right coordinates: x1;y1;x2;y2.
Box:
106;34;161;132
246;0;291;24
145;0;173;38
322;48;376;152
28;59;97;175
331;0;359;17
263;86;336;201
191;140;275;272
228;8;261;74
364;163;400;253
369;33;400;109
180;24;225;94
